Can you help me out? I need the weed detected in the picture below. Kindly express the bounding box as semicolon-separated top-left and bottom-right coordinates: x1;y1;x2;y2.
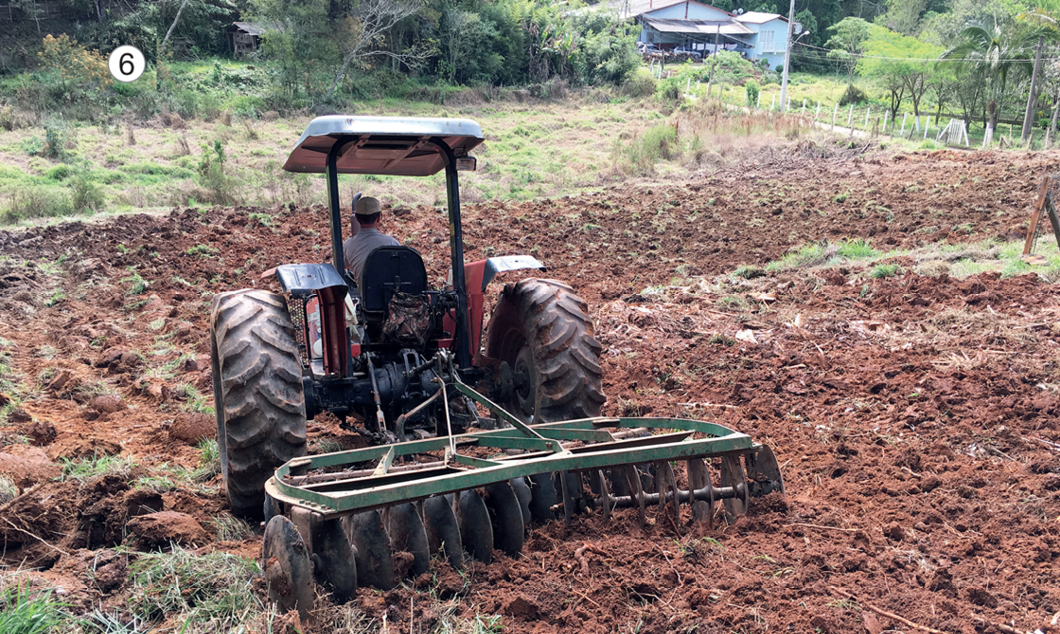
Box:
209;513;253;541
60;453;136;481
192;438;221;482
186;244;218;259
708;333;737;346
128;546;262;627
732;265;766;279
247;212;272;227
44;289;66;307
836;239;879;260
174;383;212;415
0;585;70;633
121;268;149;295
870;264;902;279
0;475;17;505
314;438;347;455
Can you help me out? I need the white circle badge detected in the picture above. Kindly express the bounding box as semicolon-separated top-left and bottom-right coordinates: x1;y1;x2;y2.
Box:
108;46;146;83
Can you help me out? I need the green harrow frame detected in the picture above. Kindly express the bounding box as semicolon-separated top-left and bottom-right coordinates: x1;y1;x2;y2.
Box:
261;376;785;618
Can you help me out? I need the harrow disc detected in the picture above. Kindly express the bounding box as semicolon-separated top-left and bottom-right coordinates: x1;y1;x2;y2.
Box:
746;445;785;497
719;455;750;523
510;477;533;529
424;496;464;569
262;515;315;619
526;472;558;523
457;489;494;563
344;510;397;590
686;458;715;527
484;481;524;557
313;518;358;603
386;503;430;578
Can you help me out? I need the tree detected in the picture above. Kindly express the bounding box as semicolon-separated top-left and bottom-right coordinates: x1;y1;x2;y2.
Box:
942;23;1034;129
826;17;871;82
325;0;430;98
858;25;942;118
876;0;928;36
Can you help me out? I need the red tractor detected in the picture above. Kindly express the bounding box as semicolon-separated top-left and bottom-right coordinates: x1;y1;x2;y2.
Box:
209;116;605;518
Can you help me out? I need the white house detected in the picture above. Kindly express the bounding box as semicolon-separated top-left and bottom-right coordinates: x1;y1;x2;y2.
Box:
604;0;789;68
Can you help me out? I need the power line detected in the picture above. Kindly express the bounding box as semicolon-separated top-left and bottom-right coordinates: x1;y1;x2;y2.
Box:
793;40;1054;63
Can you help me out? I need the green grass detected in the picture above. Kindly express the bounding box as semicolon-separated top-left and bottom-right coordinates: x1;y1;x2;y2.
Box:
60;453;136;481
764;242;830;272
836;238;880;260
870;263;902;279
127;546;263;628
0;474;18;506
0;79;679;226
0;584;71;634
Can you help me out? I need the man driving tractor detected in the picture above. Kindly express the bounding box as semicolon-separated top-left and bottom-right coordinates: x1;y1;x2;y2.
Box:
343;195;399;280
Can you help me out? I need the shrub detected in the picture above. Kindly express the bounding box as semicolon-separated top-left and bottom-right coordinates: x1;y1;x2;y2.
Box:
839;84;868;106
42;116;68;160
745;80;760;108
71;174;105;214
46;165;71;180
196;139;237;205
0;103;13;131
622;72;657;98
617;123;679;175
775;65;784;73
1;187;74;224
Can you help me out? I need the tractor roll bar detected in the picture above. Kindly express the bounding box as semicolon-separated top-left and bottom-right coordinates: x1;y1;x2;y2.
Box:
320;136;472;370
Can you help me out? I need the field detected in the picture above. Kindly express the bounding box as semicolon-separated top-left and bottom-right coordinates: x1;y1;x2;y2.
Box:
1;112;1059;634
0;92;679;224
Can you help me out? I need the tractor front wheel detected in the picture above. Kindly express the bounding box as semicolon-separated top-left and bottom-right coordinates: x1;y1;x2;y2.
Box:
485;278;605;423
210;290;307;518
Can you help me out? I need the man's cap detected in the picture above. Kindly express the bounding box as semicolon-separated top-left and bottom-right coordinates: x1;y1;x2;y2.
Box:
354;196;381;217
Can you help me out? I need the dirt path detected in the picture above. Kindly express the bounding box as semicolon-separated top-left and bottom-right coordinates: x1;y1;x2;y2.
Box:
0;145;1058;633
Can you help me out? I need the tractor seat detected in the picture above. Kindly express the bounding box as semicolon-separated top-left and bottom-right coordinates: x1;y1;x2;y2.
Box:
358;246;429;324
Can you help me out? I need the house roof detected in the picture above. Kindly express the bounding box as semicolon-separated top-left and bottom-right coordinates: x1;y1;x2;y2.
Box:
734;11;786;24
640;16;754;36
605;0;732;20
230;22;268;35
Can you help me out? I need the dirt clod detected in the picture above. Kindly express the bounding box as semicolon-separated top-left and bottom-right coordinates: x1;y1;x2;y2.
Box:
169;413;213;445
125;511;209;549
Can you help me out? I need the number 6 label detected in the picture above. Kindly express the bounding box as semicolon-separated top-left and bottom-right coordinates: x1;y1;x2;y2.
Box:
108;46;145;83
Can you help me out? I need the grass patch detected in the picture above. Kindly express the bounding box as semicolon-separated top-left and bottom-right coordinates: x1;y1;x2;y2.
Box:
0;584;70;634
765;242;832;271
836;239;880;260
128;546;262;628
0;475;17;506
60;453;135;481
732;265;766;279
209;513;253;541
870;263;902;279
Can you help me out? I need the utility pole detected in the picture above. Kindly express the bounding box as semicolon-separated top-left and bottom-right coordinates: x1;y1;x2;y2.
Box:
707;23;721;97
1022;35;1045;143
778;0;796;113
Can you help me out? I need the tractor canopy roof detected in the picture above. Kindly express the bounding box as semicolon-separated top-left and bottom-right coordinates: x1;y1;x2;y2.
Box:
283;115;484;177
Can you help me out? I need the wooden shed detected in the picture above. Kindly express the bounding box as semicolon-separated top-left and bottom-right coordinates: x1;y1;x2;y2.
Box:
227;22;266;58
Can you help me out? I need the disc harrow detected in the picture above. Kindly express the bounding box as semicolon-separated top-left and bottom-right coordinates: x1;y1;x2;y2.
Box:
260;376;785;618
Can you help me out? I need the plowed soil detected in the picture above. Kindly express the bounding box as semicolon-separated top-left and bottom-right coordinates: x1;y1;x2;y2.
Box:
1;146;1059;634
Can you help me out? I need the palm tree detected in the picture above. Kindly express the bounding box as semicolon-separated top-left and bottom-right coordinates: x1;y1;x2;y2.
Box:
941;23;1034;131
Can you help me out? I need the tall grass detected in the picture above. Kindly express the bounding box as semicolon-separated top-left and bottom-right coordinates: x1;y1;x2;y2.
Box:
128;546;262;627
0;585;70;634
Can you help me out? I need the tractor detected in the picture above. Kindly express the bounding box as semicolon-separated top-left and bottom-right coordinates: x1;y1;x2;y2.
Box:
209;116;785;617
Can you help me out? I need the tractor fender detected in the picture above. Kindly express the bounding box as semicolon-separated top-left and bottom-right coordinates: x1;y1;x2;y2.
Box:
462;256;545;366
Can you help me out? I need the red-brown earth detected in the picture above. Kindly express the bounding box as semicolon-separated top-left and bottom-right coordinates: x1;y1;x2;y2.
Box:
0;146;1058;633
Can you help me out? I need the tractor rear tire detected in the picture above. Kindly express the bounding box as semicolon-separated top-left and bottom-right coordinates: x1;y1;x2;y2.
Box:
485;278;605;423
210;290;307;519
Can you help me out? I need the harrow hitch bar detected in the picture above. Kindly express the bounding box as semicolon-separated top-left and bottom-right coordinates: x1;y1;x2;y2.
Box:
265;378;783;520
